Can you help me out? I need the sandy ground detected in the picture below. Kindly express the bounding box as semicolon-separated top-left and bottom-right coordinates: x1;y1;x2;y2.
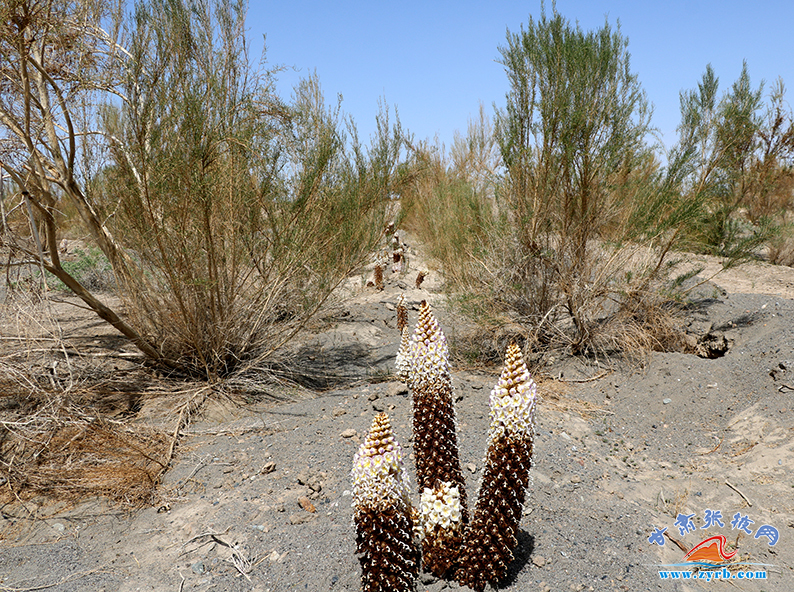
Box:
1;246;793;592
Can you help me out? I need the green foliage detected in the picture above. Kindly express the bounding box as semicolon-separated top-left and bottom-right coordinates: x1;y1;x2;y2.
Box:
675;64;794;261
488;7;691;354
403;7;703;360
0;0;404;379
49;247;115;293
94;0;402;377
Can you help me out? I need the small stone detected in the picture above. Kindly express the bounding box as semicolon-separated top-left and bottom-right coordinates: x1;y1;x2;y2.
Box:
332;408;347;417
298;496;317;513
532;555;546;567
51;522;66;533
260;461;276;474
368;393;379;401
341;429;357;438
570;475;582;484
465;462;477;474
385;383;409;397
662;398;672;405
268;550;281;562
288;513;314;525
191;560;205;575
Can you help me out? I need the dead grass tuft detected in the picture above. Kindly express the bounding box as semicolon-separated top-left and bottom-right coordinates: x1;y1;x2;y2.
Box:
593;293;687;361
0;393;171;507
538;377;613;419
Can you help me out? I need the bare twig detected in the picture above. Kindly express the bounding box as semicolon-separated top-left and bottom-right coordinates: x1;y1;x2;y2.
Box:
557;369;612;383
663;530;690;554
698;434;724;455
725;481;752;507
227;543;254;581
156;387;213;484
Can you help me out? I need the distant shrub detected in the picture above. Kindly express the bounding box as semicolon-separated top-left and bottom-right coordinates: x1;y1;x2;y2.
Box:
51;247;115;293
404;7;695;360
675;65;794;262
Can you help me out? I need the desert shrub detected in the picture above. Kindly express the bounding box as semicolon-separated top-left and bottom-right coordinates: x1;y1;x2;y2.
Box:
0;0;403;379
404;7;695;359
44;247;116;293
675;66;794;261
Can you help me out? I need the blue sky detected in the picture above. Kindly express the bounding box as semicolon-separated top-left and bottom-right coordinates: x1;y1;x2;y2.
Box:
247;1;794;154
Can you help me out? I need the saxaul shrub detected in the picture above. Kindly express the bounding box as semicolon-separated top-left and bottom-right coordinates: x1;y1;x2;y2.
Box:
351;413;419;592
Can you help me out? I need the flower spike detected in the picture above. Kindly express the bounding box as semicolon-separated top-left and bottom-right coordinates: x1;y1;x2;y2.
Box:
352;413;419;592
396;293;408;334
457;342;537;591
407;300;468;575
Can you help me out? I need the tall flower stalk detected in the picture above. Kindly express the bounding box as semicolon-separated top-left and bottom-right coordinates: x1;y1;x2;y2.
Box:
456;342;537;591
352;413;419;592
407;300;468;575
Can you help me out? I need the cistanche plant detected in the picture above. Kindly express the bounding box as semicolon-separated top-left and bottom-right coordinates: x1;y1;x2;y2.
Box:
405;300;469;576
351;413;419;592
353;301;539;589
456;341;537;591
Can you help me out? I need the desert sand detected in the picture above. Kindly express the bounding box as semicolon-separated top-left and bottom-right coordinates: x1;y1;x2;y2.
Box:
1;241;792;592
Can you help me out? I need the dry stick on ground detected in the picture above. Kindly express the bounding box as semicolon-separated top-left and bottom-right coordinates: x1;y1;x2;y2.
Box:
156;386;214;484
698;434;724;455
557;369;612;383
663;531;690;553
725;481;752;507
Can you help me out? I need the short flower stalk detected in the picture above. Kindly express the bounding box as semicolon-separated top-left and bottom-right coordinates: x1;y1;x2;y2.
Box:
352;413;419;592
418;481;464;576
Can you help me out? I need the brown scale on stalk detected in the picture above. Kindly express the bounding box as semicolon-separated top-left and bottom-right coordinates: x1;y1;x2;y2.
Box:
407;301;468;575
456;343;537;591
